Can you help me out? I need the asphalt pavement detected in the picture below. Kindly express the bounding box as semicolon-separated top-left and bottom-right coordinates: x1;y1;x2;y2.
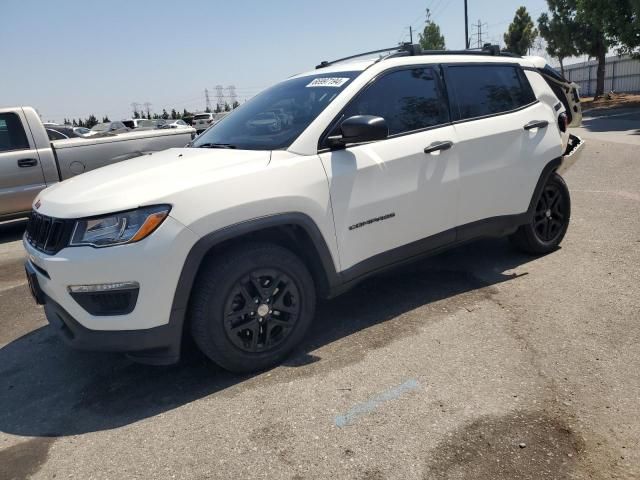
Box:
1;109;639;479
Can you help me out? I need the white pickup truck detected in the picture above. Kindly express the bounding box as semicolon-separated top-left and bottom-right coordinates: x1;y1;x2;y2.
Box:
0;106;195;221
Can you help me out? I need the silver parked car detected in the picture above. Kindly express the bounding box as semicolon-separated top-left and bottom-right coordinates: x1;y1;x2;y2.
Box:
89;121;130;135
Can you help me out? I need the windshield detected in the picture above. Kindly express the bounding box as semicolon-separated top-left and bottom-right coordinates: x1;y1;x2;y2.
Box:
192;71;360;150
194;114;211;120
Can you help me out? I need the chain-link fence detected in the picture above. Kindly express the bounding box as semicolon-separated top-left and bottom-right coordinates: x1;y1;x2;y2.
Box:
563;55;640;96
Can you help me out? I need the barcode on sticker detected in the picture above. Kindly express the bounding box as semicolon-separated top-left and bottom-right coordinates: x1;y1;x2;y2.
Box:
306;77;350;88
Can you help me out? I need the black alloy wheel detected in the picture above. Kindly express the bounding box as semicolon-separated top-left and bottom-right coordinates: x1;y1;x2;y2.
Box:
224;270;301;353
509;172;571;255
532;182;568;244
190;243;316;373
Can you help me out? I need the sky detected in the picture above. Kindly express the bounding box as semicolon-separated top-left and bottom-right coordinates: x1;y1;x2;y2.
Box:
2;0;551;123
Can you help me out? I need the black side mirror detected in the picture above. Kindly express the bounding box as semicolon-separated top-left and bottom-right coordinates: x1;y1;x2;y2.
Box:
328;115;388;148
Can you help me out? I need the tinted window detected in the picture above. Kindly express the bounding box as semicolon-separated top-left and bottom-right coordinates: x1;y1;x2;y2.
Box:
447;65;536;120
0;113;30;152
339;67;449;136
192;71;360;150
194;114;211;120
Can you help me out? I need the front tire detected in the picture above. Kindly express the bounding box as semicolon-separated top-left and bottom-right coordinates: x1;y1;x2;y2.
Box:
189;243;316;373
510;172;571;255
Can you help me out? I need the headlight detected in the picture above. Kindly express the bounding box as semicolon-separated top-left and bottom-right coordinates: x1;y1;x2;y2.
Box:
70;205;171;248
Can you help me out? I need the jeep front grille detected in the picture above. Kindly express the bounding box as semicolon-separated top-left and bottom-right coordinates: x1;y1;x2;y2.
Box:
25;211;74;254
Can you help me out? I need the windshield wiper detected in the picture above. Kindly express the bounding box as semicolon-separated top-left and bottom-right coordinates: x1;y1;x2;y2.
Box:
195;143;237;149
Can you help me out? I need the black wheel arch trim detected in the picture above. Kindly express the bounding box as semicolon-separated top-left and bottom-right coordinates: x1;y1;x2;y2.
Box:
527;156;562;217
168;212;340;348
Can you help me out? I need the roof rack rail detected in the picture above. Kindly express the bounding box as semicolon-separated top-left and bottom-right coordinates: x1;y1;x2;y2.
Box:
315;43;421;69
315;43;520;69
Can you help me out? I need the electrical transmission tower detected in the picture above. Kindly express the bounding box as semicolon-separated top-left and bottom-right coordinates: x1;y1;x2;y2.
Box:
226;85;237;109
143;102;152;118
470;19;488;49
130;102;141;117
215;85;224;112
205;89;212;112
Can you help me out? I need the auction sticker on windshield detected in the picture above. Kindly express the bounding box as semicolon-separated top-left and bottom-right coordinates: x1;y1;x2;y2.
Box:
306;77;351;88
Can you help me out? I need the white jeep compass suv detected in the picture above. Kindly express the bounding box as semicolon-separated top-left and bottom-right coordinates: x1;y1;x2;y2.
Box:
24;44;584;372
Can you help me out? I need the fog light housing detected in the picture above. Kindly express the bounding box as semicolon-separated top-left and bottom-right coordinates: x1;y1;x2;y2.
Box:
68;282;139;316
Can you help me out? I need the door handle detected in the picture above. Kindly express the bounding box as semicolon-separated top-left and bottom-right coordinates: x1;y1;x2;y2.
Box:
523;120;549;130
17;158;38;168
424;141;453;154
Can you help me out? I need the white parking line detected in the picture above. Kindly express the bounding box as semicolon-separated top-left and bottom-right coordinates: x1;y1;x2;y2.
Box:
334;379;420;427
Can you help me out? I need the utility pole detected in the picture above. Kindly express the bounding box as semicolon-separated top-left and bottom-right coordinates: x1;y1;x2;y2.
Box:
409;26;413;44
143;102;152;118
464;0;469;49
204;88;212;112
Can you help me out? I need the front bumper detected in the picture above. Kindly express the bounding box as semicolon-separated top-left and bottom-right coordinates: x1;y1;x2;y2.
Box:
22;215;199;363
43;291;181;364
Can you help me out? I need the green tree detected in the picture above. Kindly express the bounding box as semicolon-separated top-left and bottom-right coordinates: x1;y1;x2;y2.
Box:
171;108;178;119
539;0;611;97
232;100;240;109
418;9;446;50
72;119;78;127
146;112;152;120
102;116;110;123
86;115;98;128
133;110;141;119
161;109;169;119
538;6;578;76
182;108;190;118
594;0;639;57
224;102;231;112
504;6;538;55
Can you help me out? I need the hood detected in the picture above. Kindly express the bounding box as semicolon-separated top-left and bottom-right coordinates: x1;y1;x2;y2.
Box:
36;148;271;219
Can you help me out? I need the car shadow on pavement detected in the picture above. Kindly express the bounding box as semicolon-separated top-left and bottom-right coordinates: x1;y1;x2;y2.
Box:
581;112;640;133
0;238;539;437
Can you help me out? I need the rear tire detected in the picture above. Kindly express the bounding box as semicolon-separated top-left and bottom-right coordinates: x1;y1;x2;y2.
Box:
189;243;316;373
510;172;571;255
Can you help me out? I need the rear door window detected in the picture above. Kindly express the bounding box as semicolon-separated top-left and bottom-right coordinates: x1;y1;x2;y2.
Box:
447;65;536;121
0;113;30;152
338;67;450;137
